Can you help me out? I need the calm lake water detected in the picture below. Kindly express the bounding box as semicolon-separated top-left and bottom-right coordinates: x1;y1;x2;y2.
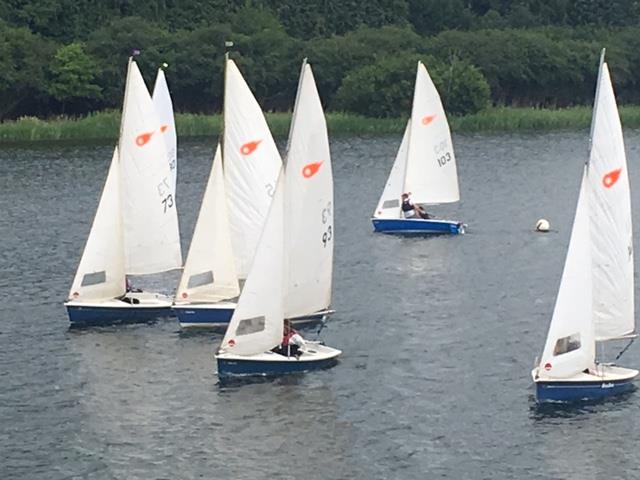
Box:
2;131;640;479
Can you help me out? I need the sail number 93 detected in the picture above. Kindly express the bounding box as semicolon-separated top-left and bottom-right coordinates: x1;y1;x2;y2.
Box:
321;201;332;247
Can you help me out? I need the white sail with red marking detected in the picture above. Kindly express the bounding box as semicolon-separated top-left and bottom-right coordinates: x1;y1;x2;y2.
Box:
152;67;178;198
405;61;459;205
586;55;634;341
283;60;333;318
223;58;282;279
119;60;182;274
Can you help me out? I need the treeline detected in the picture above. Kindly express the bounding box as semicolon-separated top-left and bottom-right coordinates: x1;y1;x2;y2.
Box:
2;0;640;120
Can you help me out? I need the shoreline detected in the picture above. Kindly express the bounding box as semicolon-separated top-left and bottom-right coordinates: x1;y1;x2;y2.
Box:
1;106;640;145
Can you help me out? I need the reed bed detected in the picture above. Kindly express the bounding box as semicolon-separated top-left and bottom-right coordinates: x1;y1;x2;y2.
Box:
2;107;640;145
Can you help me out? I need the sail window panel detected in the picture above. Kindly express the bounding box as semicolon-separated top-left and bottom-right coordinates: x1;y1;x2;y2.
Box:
236;316;266;336
553;333;581;356
81;271;106;286
187;271;214;289
382;199;399;209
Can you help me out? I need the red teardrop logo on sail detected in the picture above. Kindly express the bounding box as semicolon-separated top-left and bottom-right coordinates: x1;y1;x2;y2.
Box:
602;168;622;188
160;124;169;133
228;339;236;347
544;363;552;371
422;115;436;125
136;131;155;146
240;140;262;156
302;161;323;178
72;292;79;298
181;292;188;299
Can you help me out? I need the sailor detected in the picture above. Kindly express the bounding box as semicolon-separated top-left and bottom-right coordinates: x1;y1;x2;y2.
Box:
401;192;430;219
279;320;306;358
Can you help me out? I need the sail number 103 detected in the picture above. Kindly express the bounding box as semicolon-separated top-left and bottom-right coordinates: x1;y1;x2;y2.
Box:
437;152;452;167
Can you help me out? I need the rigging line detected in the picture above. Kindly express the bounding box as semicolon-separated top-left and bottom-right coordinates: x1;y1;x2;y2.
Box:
615;336;636;361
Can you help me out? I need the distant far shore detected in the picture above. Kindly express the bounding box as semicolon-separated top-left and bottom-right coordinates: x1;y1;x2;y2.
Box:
2;106;640;145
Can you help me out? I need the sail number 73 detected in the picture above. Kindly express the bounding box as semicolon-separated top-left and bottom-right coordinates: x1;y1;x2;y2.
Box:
157;177;174;213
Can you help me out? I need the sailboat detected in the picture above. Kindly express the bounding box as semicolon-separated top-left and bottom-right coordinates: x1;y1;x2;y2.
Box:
532;50;638;402
372;61;464;234
152;66;178;198
173;57;281;328
65;59;182;326
216;62;341;378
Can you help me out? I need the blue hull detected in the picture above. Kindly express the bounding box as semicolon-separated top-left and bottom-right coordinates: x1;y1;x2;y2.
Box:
372;218;464;234
174;306;235;327
66;305;173;327
536;378;636;403
217;356;339;379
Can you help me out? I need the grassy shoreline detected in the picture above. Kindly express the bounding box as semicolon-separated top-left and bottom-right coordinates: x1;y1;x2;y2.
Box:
2;106;640;144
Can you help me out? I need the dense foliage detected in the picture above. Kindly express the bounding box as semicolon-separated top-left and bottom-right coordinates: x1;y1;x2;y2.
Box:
1;0;640;120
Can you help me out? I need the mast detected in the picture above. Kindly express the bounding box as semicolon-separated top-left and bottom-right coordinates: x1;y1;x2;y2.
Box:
588;48;606;160
284;58;308;164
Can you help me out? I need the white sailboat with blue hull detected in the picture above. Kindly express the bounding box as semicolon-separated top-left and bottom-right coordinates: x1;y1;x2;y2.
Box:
173;57;281;328
532;50;638;403
216;62;341;378
372;61;464;234
65;59;182;326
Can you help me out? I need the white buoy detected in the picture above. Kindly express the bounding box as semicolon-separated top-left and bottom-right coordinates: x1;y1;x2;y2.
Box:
535;219;550;232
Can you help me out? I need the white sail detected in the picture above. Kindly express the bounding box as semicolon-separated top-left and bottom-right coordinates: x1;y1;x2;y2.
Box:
539;170;595;378
223;58;282;278
176;144;240;303
405;61;459;205
220;171;285;356
373;121;410;219
587;57;634;341
68;148;126;301
283;61;333;318
152;67;178;198
119;60;182;274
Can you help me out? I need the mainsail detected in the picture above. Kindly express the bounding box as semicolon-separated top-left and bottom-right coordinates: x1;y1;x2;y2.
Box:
587;53;635;341
119;60;182;274
283;61;333;318
223;58;282;279
405;61;459;205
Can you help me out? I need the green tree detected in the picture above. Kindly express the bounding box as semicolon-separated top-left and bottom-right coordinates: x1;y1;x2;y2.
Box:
0;23;56;119
333;53;490;117
48;43;101;113
85;17;171;109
